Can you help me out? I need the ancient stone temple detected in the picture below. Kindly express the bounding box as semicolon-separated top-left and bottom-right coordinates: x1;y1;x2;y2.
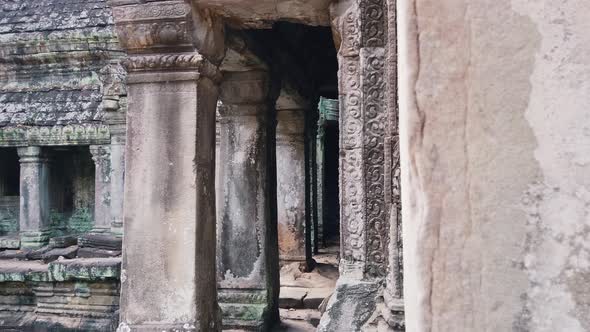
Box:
1;0;589;331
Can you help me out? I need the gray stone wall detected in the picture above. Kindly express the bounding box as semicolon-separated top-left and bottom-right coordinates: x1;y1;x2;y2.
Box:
0;258;121;331
0;0;127;147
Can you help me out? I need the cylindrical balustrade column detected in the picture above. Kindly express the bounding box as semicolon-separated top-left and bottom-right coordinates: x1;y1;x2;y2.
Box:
89;145;111;233
17;146;51;248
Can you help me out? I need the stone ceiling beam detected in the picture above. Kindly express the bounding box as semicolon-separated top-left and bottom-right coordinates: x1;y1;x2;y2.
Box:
191;0;332;29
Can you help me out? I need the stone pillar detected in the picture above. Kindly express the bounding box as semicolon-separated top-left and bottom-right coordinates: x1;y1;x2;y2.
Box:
109;1;224;330
89;145;111;233
319;0;394;330
109;131;125;235
17;146;50;248
217;70;279;330
315;120;325;249
400;0;590;331
276;110;308;263
383;0;404;328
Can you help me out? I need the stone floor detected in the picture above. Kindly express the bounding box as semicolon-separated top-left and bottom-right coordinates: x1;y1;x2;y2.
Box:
274;246;339;332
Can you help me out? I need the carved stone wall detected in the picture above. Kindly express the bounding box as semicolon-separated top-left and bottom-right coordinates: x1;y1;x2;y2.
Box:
0;258;121;331
0;0;127;148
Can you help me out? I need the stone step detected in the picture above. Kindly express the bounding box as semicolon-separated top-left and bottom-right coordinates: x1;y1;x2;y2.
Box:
279;287;333;310
279;287;308;309
77;247;121;258
49;236;78;249
42;246;79;263
78;234;122;251
302;288;332;310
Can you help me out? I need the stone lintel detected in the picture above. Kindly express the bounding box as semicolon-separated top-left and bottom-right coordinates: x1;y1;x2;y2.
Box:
0;125;111;148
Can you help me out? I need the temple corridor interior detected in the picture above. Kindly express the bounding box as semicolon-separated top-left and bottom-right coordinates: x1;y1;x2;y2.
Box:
2;0;589;331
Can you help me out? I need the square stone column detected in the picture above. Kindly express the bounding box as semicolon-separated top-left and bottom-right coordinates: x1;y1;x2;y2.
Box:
276;110;309;263
89;145;111;233
17;146;51;248
217;71;279;330
109;0;225;330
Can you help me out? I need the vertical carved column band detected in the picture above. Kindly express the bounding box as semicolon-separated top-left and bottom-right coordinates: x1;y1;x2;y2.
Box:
319;0;396;330
17;146;51;249
360;0;389;279
336;0;367;276
109;1;223;331
361;47;388;278
89;145;112;233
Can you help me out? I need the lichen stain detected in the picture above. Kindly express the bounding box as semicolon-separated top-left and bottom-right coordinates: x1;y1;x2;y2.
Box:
511;0;590;330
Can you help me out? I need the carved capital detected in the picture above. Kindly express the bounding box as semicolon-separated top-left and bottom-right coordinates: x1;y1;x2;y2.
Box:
109;0;193;53
17;147;48;164
276;110;305;144
219;71;270;105
109;0;226;66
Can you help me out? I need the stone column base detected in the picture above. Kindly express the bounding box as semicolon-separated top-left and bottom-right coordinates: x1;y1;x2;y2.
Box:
20;230;51;249
116;322;207;332
110;219;124;236
218;289;276;331
381;292;405;331
90;227;111;234
317;278;380;332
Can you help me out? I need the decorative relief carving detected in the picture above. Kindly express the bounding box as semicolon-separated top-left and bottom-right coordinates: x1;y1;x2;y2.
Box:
339;54;366;264
90;145;112;183
340;5;361;57
360;0;386;47
0;125;110;146
361;47;388;277
110;0;194;52
111;1;191;23
335;0;390;277
123;53;203;71
339;57;362;150
116;21;191;51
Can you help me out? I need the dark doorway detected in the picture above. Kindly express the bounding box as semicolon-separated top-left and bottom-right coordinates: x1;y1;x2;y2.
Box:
0;148;20;235
322;121;340;246
0;148;20;196
49;146;95;235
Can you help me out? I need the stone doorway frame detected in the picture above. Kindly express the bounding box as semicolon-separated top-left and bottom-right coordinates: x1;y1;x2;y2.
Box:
107;0;402;330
